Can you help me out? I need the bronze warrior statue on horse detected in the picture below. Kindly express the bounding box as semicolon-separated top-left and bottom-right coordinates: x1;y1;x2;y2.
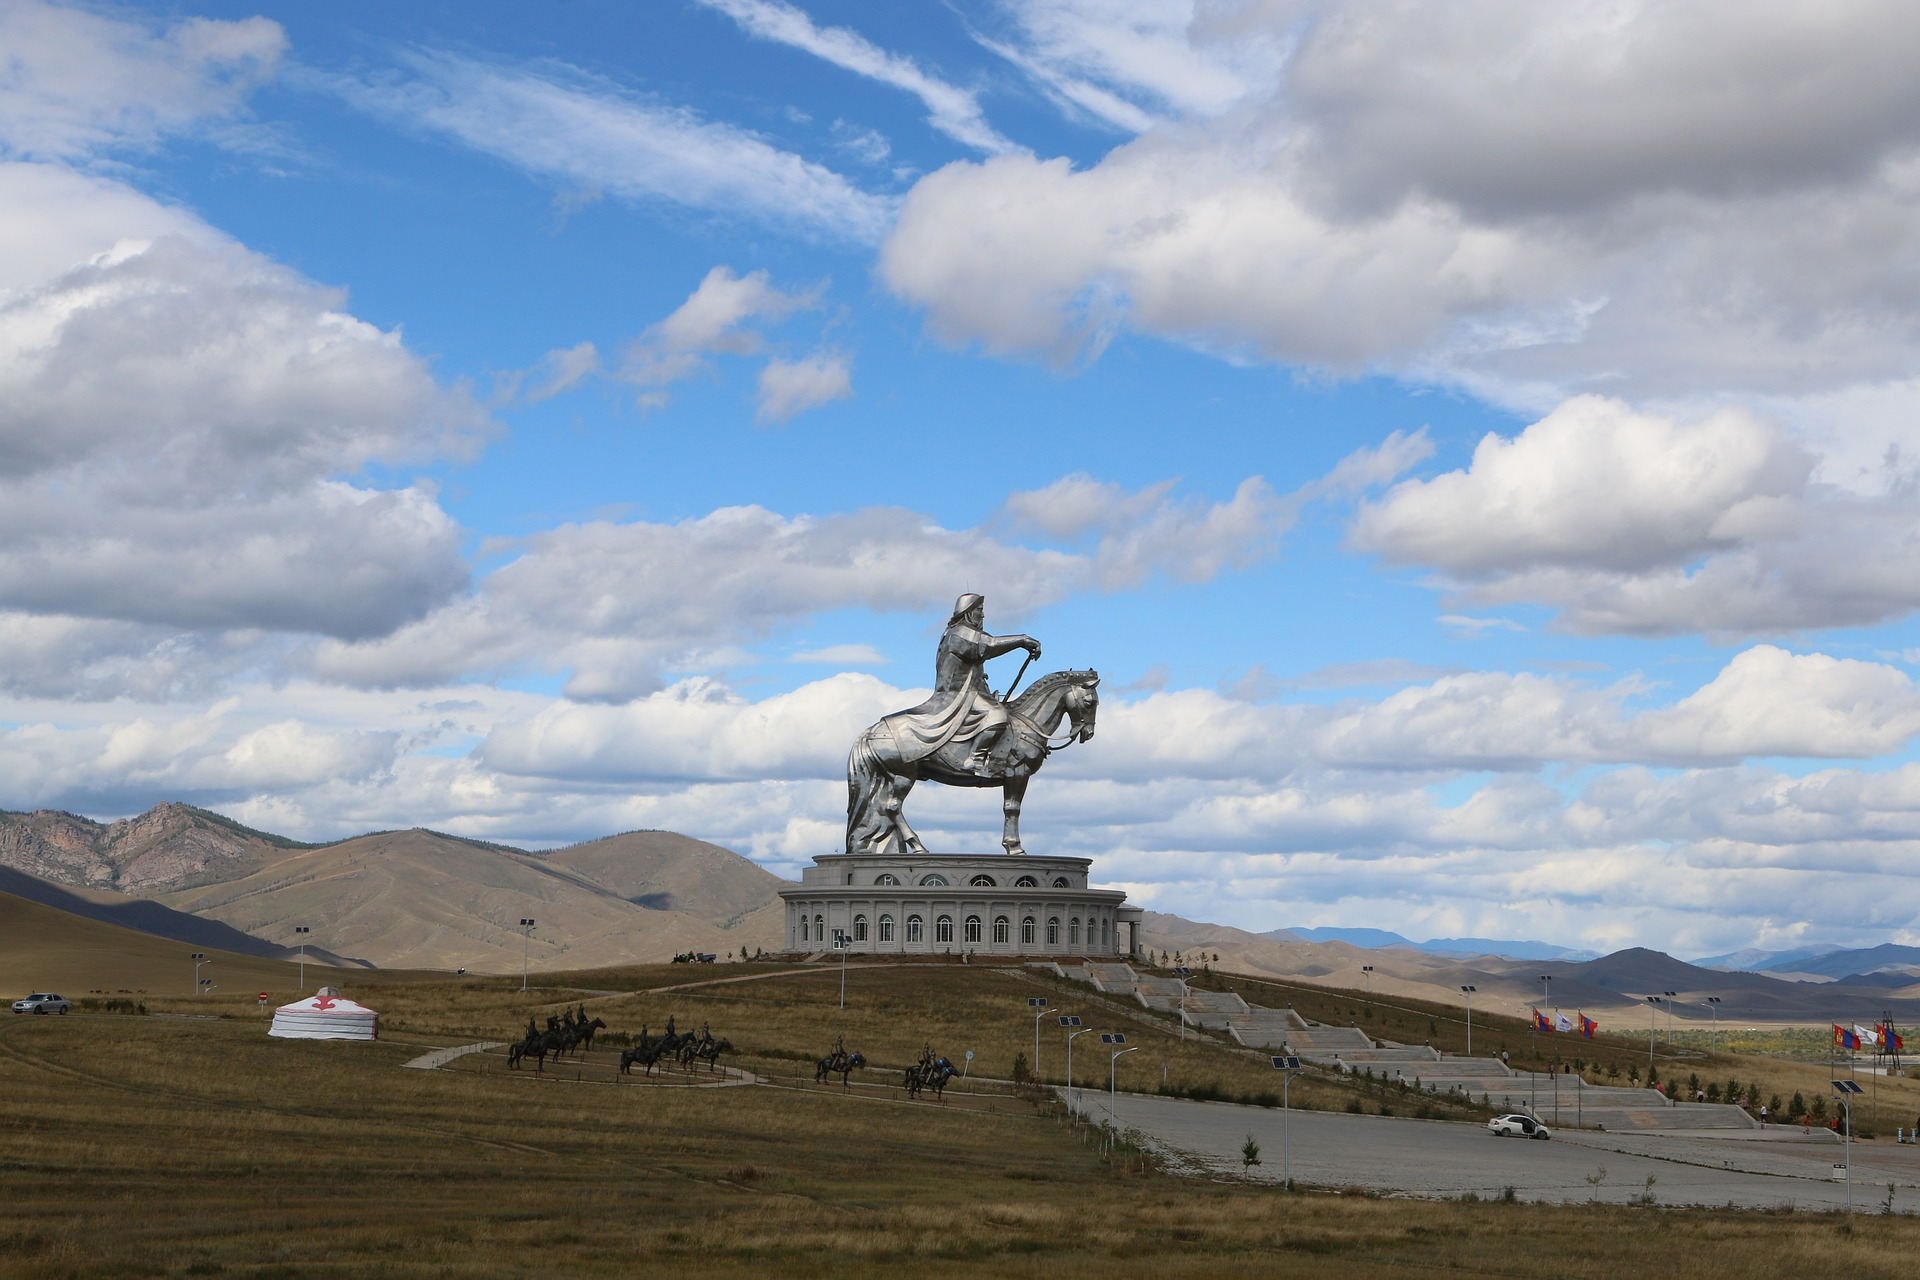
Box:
845;593;1098;857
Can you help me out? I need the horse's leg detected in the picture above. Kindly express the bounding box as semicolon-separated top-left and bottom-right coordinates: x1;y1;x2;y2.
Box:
1000;774;1030;856
886;774;929;856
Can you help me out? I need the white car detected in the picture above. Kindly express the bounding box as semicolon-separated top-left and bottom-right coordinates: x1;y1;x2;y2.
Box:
1487;1113;1550;1139
11;993;71;1015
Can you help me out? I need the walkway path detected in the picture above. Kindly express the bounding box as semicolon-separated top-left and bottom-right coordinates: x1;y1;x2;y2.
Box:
401;1041;502;1069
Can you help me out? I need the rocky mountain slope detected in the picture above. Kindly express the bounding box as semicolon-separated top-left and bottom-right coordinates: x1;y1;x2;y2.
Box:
0;804;786;972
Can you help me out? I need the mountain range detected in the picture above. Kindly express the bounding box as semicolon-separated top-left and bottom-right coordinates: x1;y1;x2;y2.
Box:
9;801;1920;1025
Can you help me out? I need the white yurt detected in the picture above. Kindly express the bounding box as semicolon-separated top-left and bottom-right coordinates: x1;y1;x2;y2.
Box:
269;986;379;1040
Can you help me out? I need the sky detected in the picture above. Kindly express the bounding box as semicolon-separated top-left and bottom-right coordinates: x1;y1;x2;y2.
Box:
5;0;1920;959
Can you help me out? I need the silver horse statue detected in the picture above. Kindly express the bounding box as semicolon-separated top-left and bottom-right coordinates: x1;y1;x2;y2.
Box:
845;593;1098;856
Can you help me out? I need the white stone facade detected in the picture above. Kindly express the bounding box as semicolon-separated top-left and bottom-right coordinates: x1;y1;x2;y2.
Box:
779;852;1141;958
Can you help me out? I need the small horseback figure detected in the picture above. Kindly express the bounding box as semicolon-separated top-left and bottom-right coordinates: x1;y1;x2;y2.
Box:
904;1042;955;1100
815;1035;866;1088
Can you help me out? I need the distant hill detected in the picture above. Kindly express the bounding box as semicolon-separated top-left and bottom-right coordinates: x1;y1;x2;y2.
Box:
1271;926;1597;962
0;887;312;996
1690;945;1841;971
1758;943;1920;980
0;804;790;972
0;864;366;967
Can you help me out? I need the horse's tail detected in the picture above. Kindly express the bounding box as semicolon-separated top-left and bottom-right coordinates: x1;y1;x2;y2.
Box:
845;732;886;855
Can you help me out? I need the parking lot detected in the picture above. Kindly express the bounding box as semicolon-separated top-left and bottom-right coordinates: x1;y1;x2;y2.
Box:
1077;1089;1920;1211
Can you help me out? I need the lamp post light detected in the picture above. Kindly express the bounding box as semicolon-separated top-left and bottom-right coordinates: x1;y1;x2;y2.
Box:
294;926;309;992
1706;996;1722;1055
1062;1017;1093;1123
1270;1055;1304;1189
518;918;535;993
1101;1034;1137;1131
191;952;207;996
1460;986;1477;1056
1027;997;1049;1075
1172;966;1191;1041
1833;1079;1863;1213
1663;990;1676;1046
833;928;850;1009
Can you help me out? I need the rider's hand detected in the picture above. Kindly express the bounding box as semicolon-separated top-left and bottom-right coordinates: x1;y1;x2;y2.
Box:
1024;638;1041;657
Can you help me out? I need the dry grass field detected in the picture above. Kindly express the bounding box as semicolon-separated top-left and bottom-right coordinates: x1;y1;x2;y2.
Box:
7;961;1920;1277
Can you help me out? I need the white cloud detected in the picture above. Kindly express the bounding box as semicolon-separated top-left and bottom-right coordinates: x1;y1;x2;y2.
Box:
1352;397;1920;636
0;2;284;161
885;2;1920;402
755;351;852;421
0;182;482;645
697;0;1014;155
309;476;1289;699
327;49;894;244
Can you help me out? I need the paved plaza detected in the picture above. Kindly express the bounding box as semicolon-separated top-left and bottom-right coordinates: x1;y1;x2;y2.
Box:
1076;1089;1920;1211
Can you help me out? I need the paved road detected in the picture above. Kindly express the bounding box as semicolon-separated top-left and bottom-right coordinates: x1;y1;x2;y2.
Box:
1076;1089;1920;1211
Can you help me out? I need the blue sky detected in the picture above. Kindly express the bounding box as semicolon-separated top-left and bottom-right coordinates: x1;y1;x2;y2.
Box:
6;0;1920;958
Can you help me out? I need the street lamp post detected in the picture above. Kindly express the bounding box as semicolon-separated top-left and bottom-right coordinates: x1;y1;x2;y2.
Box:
1027;997;1049;1075
834;928;850;1009
1460;986;1476;1056
1539;976;1554;1123
1361;965;1373;998
1103;1034;1137;1131
1172;966;1191;1041
1062;1017;1092;1123
1663;990;1676;1045
518;918;535;992
1645;996;1662;1078
294;926;309;992
1271;1055;1303;1189
1705;996;1721;1055
191;952;206;996
1833;1079;1863;1213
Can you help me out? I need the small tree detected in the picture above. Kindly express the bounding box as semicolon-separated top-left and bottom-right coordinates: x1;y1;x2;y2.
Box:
1768;1093;1783;1119
1627;1064;1640;1086
1724;1078;1741;1104
1788;1091;1807;1120
1704;1082;1721;1103
1606;1061;1621;1082
1241;1133;1261;1170
1811;1095;1828;1121
1689;1072;1701;1097
1011;1052;1030;1084
1647;1063;1659;1088
1749;1083;1763;1110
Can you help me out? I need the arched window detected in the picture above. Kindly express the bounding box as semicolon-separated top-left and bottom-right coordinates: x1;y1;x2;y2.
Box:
875;873;900;886
1051;876;1071;888
1014;875;1038;888
1069;917;1080;946
906;914;923;943
1046;916;1060;946
1021;916;1036;945
853;914;868;942
814;915;825;943
800;915;809;942
969;874;996;887
921;874;949;886
936;915;955;944
993;916;1010;944
879;914;895;943
964;915;982;944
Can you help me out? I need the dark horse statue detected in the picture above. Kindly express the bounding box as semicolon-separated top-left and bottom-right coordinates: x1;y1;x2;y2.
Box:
904;1056;956;1100
846;668;1099;856
815;1047;867;1088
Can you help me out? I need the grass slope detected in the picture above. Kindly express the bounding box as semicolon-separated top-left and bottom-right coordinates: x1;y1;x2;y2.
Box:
4;963;1920;1277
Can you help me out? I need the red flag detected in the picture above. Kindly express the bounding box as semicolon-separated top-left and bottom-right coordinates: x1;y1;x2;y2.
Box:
1579;1014;1597;1038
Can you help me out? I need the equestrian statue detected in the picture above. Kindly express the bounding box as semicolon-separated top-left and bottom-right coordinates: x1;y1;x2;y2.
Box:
846;593;1098;857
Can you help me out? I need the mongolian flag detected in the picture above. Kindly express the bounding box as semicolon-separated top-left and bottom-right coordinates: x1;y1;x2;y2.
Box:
1534;1008;1553;1033
1579;1014;1598;1039
1880;1024;1905;1052
1835;1024;1861;1050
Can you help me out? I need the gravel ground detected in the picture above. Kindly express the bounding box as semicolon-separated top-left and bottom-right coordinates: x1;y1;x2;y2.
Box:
1075;1089;1920;1211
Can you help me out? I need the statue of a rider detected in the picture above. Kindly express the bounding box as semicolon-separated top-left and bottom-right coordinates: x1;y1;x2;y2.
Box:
892;593;1040;775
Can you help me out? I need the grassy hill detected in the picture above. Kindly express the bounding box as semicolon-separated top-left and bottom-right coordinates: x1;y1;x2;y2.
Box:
153;827;784;972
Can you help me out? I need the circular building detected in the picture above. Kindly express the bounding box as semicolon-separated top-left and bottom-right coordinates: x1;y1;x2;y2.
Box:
780;851;1143;958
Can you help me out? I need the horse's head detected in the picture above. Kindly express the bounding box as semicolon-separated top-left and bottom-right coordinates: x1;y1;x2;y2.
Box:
1067;670;1099;743
850;1051;866;1068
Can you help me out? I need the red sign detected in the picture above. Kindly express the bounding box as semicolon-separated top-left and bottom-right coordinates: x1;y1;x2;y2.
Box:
258;991;268;1004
